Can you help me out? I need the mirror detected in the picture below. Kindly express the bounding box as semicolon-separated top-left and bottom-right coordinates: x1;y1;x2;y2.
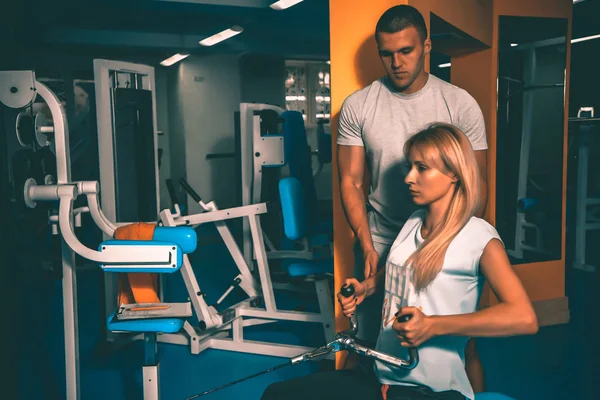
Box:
496;16;568;264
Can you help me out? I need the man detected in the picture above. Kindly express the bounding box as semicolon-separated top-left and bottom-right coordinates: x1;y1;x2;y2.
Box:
337;5;489;392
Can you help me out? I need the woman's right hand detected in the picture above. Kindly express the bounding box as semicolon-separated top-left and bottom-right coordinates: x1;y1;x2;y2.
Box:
337;278;367;318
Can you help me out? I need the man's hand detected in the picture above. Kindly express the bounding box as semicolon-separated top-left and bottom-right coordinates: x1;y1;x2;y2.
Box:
392;306;434;347
363;249;379;278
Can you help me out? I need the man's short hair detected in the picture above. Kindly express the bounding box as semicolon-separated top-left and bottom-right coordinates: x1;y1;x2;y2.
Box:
375;5;428;42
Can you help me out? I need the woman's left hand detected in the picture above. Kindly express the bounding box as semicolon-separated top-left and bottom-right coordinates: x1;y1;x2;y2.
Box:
392;306;435;347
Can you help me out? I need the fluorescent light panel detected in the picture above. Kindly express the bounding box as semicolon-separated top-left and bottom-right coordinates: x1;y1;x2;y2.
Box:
438;63;451;68
160;53;189;66
270;0;303;10
199;26;243;46
572;33;600;43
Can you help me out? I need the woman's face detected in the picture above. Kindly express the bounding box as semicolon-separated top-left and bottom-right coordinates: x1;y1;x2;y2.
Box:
404;147;456;207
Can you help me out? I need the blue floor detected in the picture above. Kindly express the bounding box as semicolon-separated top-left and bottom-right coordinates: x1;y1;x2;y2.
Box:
16;234;600;400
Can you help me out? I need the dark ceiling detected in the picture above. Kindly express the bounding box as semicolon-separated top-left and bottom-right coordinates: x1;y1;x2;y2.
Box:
1;0;331;66
1;0;599;69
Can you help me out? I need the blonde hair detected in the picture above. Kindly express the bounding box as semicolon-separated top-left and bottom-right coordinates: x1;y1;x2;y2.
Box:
404;123;480;290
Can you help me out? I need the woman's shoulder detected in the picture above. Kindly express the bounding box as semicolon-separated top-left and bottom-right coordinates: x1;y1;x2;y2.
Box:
389;209;426;247
458;217;503;248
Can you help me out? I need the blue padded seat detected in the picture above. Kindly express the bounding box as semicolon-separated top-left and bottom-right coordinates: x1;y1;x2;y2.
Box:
100;226;197;255
101;226;195;334
287;259;334;277
106;312;184;334
152;226;197;254
279;177;308;241
281;111;333;236
475;393;516;400
98;226;197;272
279;177;333;277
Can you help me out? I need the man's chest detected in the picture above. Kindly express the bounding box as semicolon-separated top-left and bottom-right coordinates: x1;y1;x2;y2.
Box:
361;95;455;155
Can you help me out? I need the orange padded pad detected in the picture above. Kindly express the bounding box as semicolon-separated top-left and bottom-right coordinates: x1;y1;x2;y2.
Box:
114;222;161;305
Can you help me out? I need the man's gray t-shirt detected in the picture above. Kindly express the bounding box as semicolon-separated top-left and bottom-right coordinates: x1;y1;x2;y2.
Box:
337;74;487;245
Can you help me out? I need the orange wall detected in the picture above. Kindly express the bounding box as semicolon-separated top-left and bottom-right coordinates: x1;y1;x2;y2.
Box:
329;0;407;336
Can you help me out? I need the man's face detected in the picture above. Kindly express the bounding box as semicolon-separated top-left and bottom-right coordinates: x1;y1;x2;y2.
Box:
377;26;431;92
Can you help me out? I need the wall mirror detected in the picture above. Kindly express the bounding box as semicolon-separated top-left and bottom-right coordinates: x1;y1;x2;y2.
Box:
496;16;568;264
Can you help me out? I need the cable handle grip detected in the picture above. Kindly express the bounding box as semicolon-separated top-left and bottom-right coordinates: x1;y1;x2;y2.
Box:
165;179;179;208
340;283;355;298
340;283;358;336
397;314;412;323
179;178;202;203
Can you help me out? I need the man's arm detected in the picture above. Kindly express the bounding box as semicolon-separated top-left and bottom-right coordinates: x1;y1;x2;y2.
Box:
337;145;376;258
474;150;488;218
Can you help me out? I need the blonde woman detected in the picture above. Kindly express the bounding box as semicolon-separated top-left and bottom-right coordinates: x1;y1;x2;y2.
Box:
262;124;538;400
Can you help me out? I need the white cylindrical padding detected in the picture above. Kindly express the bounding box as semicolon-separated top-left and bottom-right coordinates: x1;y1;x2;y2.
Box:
57;184;79;198
78;181;100;195
0;71;37;109
27;181;62;205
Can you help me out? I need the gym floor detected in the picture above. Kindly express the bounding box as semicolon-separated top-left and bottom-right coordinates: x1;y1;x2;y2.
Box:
16;226;600;400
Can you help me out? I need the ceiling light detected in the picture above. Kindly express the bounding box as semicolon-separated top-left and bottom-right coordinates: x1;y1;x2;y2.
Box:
572;33;600;43
160;54;189;67
438;63;451;68
511;43;518;47
270;0;304;10
199;26;243;46
573;0;585;4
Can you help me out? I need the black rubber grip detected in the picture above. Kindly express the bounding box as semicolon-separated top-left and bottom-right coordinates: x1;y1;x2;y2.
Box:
340;284;355;298
397;314;412;323
166;179;179;207
179;178;202;203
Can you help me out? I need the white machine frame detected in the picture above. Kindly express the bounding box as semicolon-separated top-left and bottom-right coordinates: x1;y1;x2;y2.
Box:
93;59;162;337
156;193;335;358
0;70;175;400
1;70;335;399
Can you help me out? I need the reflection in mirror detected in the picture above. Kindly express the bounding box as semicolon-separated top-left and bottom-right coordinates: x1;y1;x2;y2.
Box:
428;12;488;85
496;16;568;264
430;51;451;83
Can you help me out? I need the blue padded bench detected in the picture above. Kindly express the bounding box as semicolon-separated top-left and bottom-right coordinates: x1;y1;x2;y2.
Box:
100;225;197;400
279;176;333;277
475;393;516;400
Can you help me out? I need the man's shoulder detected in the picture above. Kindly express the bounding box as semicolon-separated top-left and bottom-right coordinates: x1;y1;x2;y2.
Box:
343;77;388;105
429;74;470;99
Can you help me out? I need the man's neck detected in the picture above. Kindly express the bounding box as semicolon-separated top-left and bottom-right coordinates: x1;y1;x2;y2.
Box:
397;71;429;95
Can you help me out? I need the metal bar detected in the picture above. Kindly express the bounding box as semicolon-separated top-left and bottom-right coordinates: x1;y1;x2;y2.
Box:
182;203;267;226
238;308;325;323
248;215;277;312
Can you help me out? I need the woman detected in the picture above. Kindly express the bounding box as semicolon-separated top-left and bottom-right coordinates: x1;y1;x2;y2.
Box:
262;123;538;400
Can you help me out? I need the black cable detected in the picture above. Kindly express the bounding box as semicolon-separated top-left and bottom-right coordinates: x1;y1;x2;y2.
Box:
185;361;291;399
